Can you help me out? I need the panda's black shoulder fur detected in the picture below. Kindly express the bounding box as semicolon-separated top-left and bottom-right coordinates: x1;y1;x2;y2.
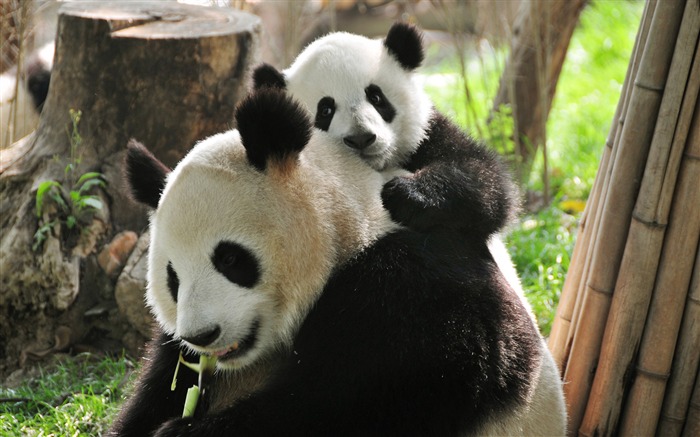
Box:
382;111;520;239
152;230;542;437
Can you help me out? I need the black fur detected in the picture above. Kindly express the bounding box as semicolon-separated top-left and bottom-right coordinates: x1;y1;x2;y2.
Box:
211;241;261;288
124;139;171;209
382;112;519;237
26;70;50;111
314;96;336;131
148;230;541;437
365;84;396;123
383;23;424;71
252;63;286;90
166;262;179;303
235;89;312;171
107;330;202;437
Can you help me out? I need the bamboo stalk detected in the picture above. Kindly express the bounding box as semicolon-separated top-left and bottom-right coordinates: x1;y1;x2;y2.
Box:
580;2;700;435
658;248;700;437
562;1;686;433
684;368;700;436
548;0;655;369
561;0;656;367
618;77;700;436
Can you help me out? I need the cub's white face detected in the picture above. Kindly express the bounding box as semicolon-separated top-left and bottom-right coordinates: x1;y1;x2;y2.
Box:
283;32;432;170
146;129;395;371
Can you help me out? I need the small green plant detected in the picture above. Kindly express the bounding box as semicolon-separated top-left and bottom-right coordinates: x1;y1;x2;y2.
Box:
33;109;106;251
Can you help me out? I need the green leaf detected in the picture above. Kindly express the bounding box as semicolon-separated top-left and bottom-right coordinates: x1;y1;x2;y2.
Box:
77;178;106;194
66;215;77;229
35;181;61;217
79;196;103;211
49;191;68;212
76;172;103;185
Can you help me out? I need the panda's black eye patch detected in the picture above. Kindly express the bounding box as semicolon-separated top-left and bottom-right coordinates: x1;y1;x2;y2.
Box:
365;84;396;123
166;262;179;303
315;97;336;131
212;241;260;288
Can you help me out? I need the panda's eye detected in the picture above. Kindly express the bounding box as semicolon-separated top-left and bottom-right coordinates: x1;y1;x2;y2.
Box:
166;262;179;303
315;96;336;131
368;92;383;106
365;84;396;123
212;241;260;288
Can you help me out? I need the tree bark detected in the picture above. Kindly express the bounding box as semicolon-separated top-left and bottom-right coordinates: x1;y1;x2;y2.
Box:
491;0;588;185
0;1;260;378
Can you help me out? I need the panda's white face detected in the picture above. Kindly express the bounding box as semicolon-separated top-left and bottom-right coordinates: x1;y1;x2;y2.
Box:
283;32;432;170
145;127;395;371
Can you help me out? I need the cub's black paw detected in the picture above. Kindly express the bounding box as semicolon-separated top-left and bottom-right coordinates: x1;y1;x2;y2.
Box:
381;176;432;231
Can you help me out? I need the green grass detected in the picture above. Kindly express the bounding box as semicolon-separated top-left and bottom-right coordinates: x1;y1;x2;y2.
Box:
0;354;133;436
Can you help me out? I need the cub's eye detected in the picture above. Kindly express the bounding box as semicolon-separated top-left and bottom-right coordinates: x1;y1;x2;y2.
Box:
368;92;383;106
212;241;260;288
315;96;336;131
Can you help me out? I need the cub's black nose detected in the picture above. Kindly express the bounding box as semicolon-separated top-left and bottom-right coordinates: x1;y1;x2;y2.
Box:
343;132;376;150
181;325;221;347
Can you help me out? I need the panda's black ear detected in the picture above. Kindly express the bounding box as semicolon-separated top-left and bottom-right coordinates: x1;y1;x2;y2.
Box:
384;22;424;71
124;139;170;209
252;63;287;91
235;88;312;172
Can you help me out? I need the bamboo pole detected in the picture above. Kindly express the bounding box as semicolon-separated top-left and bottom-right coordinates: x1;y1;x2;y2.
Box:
548;0;656;369
684;368;700;436
562;0;656;365
580;2;700;434
618;82;700;436
562;1;686;433
658;249;700;436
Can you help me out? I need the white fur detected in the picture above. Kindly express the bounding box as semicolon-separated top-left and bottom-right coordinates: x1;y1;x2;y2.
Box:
147;129;398;370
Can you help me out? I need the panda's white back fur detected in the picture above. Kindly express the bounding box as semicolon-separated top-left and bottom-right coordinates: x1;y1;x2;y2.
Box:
147;127;398;370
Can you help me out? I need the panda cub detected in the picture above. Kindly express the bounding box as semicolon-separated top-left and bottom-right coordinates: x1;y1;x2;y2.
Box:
113;88;565;436
253;23;519;248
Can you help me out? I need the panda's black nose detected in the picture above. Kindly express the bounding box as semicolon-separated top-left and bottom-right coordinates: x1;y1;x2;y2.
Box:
181;325;221;347
343;133;376;150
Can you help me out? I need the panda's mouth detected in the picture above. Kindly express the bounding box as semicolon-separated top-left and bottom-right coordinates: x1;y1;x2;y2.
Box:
213;319;260;362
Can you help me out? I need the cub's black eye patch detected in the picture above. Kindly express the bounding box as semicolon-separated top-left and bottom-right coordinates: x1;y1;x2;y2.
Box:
365;84;396;123
212;241;260;288
166;262;179;303
315;97;336;131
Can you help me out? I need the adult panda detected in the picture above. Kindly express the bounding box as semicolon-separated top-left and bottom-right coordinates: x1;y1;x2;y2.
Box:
112;88;565;436
252;22;527;311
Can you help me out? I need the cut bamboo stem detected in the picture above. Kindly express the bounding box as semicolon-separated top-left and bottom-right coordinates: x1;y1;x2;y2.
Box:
562;1;686;433
618;80;700;436
658;249;700;437
580;2;700;434
549;0;655;370
684;368;700;436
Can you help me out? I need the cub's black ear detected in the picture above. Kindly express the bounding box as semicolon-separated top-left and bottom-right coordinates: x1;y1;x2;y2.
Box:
124;139;170;209
384;22;424;71
252;63;287;90
235;88;312;172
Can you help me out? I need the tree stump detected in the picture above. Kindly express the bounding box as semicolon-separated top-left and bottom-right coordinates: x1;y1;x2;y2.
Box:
0;1;260;378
